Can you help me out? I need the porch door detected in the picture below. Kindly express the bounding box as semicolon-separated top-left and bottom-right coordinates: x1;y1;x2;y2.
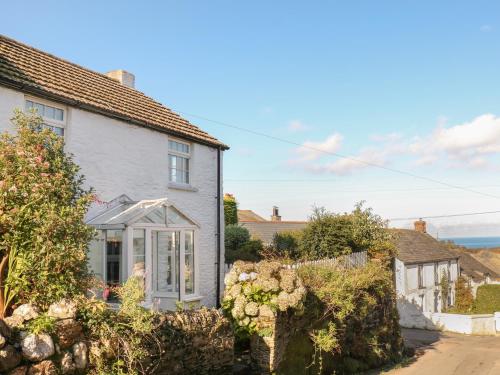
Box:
106;230;122;287
152;231;180;294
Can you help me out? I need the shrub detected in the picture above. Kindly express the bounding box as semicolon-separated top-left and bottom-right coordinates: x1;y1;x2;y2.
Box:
0;110;95;316
299;203;395;262
226;239;263;263
473;284;500;314
454;276;474;313
270;231;302;260
78;277;159;374
225;225;251;251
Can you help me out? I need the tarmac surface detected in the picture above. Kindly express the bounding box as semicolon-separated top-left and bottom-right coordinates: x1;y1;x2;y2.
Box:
383;328;500;375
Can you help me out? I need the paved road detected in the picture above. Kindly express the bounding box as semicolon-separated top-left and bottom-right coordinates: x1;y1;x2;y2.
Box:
384;328;500;375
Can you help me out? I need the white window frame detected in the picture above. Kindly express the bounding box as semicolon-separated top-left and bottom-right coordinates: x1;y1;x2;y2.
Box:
25;96;67;136
127;224;199;301
168;138;191;185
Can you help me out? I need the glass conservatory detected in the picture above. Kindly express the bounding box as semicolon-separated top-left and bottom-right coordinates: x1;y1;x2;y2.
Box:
86;197;199;307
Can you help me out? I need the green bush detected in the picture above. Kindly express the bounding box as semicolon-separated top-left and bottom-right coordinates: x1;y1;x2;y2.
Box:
454;276;474;313
473;284;500;314
225;225;251;251
271;231;302;260
299;203;395;261
225;239;263;263
0;110;95;316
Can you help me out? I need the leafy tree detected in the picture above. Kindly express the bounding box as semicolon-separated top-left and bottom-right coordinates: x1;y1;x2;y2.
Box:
0;110;94;316
224;193;238;226
440;273;450;311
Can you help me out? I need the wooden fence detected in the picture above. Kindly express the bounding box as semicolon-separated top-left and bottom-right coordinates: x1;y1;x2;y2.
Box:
224;251;367;274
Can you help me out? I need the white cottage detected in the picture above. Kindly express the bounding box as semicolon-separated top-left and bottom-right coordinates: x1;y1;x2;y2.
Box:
0;35;228;310
393;220;460;328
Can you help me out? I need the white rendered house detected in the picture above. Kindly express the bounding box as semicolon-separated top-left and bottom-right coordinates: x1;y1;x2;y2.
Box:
393;220;460;328
0;35;228;310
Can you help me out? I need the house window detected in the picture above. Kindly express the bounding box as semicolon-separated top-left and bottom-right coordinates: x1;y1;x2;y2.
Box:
434;263;439;285
25;99;66;136
185;231;195;295
418;265;424;288
132;229;146;278
168;140;190;184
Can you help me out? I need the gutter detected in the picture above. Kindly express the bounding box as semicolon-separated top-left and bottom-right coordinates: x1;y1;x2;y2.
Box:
0;78;230;151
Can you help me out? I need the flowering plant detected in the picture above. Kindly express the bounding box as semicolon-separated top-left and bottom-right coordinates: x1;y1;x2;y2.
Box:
222;260;306;335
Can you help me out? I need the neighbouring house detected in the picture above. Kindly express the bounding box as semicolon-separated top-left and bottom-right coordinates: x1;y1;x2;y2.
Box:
447;246;500;297
238;206;308;244
0;35;228;310
393;220;460;328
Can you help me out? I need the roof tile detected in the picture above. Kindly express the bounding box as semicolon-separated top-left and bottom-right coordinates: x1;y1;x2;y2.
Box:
0;34;227;149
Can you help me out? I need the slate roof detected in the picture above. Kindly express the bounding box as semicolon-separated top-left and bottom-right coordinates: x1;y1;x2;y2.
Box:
237;210;266;222
393;229;459;265
0;34;227;149
448;247;500;281
240;221;308;244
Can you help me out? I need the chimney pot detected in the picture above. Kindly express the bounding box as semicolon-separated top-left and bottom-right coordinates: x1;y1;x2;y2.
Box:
106;69;135;88
271;206;281;222
414;219;427;233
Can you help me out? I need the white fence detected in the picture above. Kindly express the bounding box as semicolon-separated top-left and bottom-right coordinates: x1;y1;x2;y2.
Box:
224;251;367;274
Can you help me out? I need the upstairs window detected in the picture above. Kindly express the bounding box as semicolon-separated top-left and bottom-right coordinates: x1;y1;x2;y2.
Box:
25;99;66;136
169;140;190;184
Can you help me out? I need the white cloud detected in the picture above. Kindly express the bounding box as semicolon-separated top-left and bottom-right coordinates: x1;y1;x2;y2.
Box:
288;114;500;175
480;24;493;32
294;133;343;162
287;120;309;133
410;114;500;168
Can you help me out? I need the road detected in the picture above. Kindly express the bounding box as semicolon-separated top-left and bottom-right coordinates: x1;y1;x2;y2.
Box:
383;328;500;375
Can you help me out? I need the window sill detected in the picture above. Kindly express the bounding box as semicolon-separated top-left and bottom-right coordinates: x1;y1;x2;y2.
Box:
183;294;204;303
168;182;198;192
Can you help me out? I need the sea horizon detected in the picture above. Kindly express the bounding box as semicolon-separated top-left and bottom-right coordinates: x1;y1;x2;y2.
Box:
441;236;500;249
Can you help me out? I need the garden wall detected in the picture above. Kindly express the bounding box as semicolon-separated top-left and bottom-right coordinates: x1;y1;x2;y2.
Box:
0;304;234;374
417;312;500;335
151;308;234;374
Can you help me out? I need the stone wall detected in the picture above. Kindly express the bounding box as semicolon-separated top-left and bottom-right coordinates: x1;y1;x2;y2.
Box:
0;300;88;374
0;302;234;375
150;308;234;374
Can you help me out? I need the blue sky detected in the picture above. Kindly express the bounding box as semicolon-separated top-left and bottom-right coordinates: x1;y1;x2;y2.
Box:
3;1;500;235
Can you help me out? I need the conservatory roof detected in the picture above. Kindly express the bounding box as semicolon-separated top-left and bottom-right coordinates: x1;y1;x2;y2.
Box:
86;198;197;227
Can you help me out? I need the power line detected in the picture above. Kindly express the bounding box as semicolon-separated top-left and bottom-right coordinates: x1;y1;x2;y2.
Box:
389;210;500;221
175;110;500;200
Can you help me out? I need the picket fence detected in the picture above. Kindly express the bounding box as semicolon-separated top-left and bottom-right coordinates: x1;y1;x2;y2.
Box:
224;250;367;274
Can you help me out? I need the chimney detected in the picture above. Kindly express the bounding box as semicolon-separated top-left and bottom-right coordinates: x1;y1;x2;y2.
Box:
106;69;135;88
271;206;281;222
414;219;426;233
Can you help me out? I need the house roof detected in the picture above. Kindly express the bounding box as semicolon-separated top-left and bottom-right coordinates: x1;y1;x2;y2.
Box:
240;221;308;244
447;247;500;281
237;210;267;222
392;229;459;265
0;34;227;149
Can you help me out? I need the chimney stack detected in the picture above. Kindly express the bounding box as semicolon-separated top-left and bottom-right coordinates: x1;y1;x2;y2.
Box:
414;219;426;233
106;69;135;89
271;206;281;222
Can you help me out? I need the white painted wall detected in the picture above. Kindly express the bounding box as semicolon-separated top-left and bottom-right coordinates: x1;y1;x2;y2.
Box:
0;85;225;308
395;256;459;328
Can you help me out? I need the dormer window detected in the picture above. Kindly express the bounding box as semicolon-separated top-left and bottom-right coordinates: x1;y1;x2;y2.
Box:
25;98;66;136
168;139;190;184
